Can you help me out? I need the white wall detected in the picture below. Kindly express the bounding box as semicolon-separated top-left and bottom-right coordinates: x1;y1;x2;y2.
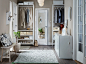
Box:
0;0;17;61
64;0;73;36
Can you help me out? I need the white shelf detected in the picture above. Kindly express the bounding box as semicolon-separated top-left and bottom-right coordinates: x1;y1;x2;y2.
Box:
20;35;33;36
18;39;33;40
21;43;33;45
18;30;33;32
3;55;9;58
53;30;59;32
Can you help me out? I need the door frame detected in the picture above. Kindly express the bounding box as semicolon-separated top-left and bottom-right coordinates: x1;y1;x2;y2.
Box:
73;0;85;63
76;0;83;62
73;0;77;60
35;8;49;45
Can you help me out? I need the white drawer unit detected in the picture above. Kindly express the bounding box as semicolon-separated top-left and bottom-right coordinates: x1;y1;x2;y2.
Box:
55;33;72;59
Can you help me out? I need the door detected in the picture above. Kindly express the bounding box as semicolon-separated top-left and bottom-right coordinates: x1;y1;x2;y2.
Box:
13;2;18;32
13;2;18;42
77;0;83;63
35;9;48;45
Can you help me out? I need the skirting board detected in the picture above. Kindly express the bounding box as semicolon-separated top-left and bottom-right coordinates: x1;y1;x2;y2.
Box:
48;42;55;45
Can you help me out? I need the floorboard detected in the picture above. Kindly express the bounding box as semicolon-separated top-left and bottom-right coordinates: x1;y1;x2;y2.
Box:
0;45;76;64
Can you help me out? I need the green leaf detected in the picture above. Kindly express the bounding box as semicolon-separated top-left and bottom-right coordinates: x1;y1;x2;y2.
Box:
14;31;20;38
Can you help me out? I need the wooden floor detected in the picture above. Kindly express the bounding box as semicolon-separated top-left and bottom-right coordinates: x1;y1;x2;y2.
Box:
0;46;77;64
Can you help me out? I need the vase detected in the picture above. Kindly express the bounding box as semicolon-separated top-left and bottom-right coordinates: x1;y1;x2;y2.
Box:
14;43;21;52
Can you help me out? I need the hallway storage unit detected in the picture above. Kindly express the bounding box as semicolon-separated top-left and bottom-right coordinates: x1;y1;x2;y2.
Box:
55;33;72;59
18;2;34;45
52;0;64;45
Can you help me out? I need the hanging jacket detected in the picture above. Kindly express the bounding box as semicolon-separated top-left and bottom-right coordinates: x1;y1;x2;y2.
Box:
28;8;33;28
20;8;26;28
54;9;58;23
61;8;64;23
27;9;29;23
58;9;62;23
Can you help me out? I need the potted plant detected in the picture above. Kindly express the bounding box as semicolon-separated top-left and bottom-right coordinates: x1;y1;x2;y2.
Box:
38;28;43;34
14;31;20;43
38;28;43;39
14;31;21;52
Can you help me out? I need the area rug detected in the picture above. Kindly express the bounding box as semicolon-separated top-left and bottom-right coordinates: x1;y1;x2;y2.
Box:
14;50;58;63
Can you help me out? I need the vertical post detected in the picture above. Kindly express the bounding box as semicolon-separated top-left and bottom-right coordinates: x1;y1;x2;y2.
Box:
1;48;3;62
9;48;11;62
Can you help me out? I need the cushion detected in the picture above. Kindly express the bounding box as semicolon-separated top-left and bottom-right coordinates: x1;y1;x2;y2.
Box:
1;34;13;47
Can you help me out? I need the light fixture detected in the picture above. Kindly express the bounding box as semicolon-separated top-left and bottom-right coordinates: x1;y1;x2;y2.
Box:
39;3;44;7
37;0;44;7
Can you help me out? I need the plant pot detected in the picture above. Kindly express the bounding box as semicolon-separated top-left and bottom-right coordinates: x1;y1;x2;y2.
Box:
14;43;21;52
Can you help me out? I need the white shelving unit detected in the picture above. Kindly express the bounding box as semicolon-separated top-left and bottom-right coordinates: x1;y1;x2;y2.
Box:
18;39;33;40
52;0;64;45
18;1;34;45
18;30;33;32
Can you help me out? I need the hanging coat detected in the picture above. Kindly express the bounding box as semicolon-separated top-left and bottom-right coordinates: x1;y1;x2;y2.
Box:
58;9;62;23
61;8;64;23
28;8;33;28
27;9;29;23
20;8;26;28
54;9;58;23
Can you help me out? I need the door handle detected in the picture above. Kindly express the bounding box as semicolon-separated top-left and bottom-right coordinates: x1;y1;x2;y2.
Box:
68;42;70;45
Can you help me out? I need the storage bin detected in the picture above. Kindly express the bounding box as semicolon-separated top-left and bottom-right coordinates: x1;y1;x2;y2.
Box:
53;27;60;31
26;32;33;35
20;32;27;35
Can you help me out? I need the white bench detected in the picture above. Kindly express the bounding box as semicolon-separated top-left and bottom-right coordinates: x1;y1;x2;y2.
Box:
1;43;16;62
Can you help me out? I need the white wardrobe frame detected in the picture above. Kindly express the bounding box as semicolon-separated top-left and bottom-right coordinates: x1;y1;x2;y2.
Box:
17;3;34;45
52;4;64;46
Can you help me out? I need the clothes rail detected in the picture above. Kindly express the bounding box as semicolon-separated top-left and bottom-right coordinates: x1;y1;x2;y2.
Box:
19;6;33;7
54;5;64;7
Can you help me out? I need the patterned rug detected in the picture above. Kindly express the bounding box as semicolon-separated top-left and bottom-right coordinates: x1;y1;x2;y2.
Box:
14;50;58;63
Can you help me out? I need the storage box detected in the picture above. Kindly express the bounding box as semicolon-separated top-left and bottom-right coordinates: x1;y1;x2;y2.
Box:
26;32;33;35
28;2;33;5
53;27;60;31
18;3;23;5
24;2;29;5
20;32;23;35
53;0;63;5
20;32;27;35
